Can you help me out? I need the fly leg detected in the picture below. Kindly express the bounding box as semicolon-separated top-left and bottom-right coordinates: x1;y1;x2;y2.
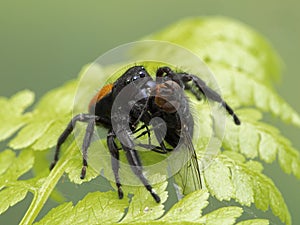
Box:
156;66;241;125
185;73;241;125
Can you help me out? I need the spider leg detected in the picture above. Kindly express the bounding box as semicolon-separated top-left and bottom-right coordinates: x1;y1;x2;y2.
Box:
80;118;96;179
49;113;98;171
107;129;123;199
118;129;161;203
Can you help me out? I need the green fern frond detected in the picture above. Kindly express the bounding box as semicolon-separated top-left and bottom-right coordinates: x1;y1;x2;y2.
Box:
223;108;300;178
204;152;291;224
146;17;282;86
35;189;253;225
34;191;128;225
0;149;35;214
0;90;34;142
8;80;77;150
236;219;270;225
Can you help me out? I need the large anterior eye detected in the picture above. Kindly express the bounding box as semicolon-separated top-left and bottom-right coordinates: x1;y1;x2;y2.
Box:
138;70;146;78
132;75;139;81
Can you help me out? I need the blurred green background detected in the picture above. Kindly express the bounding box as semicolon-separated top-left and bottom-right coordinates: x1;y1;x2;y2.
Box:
1;0;299;224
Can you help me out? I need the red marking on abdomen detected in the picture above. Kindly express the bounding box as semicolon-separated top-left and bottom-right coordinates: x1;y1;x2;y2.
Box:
88;83;113;111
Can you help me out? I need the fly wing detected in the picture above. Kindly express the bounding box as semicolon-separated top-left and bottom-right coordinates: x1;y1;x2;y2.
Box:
173;129;202;197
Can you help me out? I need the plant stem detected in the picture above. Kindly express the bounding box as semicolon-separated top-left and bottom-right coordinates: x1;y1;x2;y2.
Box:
19;143;77;225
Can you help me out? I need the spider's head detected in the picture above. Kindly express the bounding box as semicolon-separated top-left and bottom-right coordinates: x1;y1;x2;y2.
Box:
112;66;152;96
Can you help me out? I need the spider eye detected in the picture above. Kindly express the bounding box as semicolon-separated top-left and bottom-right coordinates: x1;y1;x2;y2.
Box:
132;75;139;81
138;70;146;78
125;78;131;84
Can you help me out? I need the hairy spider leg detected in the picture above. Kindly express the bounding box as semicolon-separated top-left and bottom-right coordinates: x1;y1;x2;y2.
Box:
107;129;123;199
114;127;161;203
50;113;99;170
80;118;95;179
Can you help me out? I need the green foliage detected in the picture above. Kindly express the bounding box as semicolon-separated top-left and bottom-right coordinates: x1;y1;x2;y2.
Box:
35;189;247;225
34;191;129;225
0;16;299;224
223;109;300;178
0;149;35;214
9;80;77;150
236;219;270;225
204;152;290;224
0;90;34;142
